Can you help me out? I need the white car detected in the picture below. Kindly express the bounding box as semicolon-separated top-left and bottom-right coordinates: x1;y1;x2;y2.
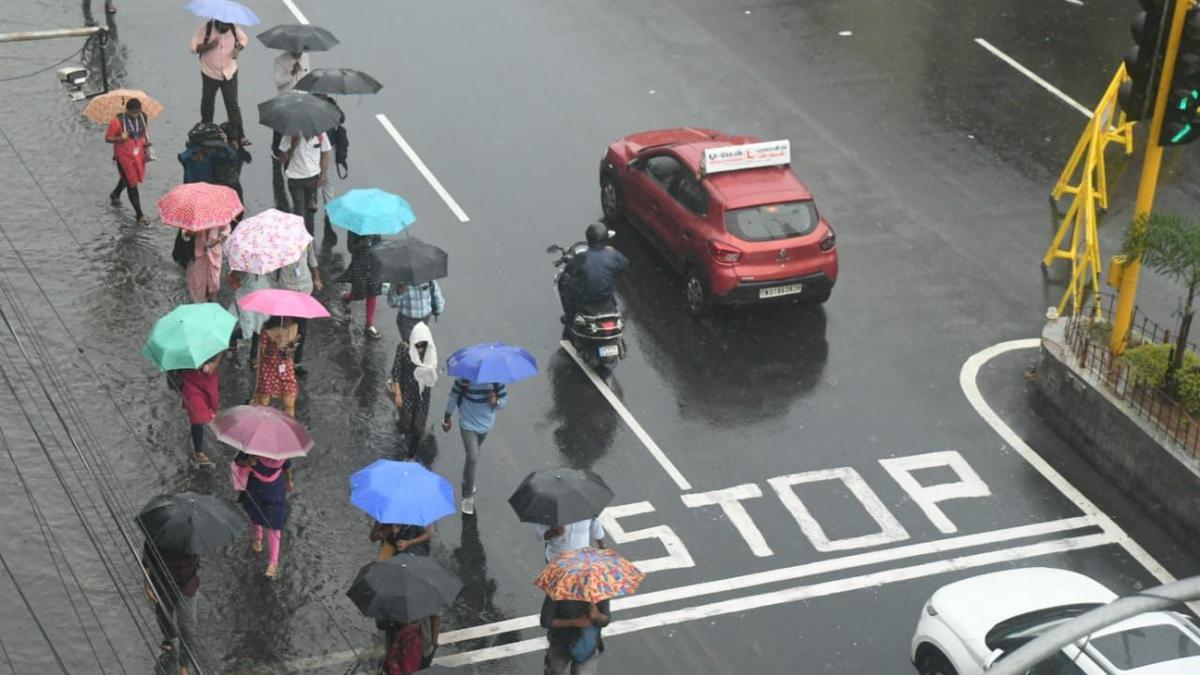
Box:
911;567;1200;674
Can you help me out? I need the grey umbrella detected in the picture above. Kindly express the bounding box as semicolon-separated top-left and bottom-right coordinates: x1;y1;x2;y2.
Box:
135;492;244;554
257;90;342;137
367;238;449;286
347;555;463;622
295;68;383;95
256;24;340;52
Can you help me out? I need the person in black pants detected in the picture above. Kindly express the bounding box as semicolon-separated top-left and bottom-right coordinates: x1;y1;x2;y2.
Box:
189;20;249;143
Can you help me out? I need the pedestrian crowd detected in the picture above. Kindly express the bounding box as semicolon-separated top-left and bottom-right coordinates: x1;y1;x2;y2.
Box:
106;5;640;675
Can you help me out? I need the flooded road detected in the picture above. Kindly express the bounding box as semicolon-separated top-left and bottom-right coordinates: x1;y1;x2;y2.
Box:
3;0;1200;673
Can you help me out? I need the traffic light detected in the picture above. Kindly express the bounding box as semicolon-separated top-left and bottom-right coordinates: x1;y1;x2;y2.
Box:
1120;0;1173;121
1160;8;1200;145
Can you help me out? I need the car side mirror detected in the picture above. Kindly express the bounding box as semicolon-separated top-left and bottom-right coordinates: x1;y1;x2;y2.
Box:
546;245;562;255
627;157;642;170
983;648;1004;670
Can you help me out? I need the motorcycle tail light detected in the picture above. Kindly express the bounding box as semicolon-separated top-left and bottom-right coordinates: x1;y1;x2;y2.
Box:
707;239;742;264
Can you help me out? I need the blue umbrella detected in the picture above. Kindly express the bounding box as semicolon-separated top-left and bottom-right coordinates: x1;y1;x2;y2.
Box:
186;0;261;26
350;460;455;526
325;188;416;236
446;343;538;385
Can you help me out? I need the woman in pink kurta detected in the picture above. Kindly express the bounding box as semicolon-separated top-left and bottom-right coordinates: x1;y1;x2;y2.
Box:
105;98;150;224
186;225;229;303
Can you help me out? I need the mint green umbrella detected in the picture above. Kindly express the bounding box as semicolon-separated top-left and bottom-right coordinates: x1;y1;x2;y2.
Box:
142;304;236;371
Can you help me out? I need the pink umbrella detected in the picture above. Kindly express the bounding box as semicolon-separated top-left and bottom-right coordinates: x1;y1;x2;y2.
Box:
212;405;313;460
223;208;313;274
237;289;331;319
157;182;244;232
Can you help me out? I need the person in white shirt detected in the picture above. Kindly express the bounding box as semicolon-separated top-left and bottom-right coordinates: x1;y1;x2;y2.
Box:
535;519;607;563
271;51;310;211
278;132;331;236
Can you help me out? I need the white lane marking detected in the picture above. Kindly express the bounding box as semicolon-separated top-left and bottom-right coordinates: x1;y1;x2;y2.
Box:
681;483;774;557
879;450;992;535
961;339;1183;593
435;533;1117;667
768;467;910;552
600;501;696;573
559;339;692;490
1065;0;1084;5
280;0;309;24
974;38;1093;118
375;114;470;223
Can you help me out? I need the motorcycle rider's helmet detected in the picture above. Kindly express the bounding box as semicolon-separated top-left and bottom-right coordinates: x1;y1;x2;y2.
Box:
585;222;613;246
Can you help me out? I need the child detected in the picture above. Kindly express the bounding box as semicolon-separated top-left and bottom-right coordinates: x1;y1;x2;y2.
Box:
252;316;300;416
178;353;221;466
234;452;292;578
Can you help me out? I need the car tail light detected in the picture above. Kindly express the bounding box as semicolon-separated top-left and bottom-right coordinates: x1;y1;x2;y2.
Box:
820;231;836;251
707;239;743;264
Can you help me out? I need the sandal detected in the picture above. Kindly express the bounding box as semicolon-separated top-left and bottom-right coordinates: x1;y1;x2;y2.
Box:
193;452;214;467
251;539;263;553
265;563;278;579
365;326;381;340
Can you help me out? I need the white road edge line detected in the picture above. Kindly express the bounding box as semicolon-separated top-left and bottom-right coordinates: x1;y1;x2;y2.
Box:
974;38;1093;118
280;0;309;24
375;114;471;223
433;533;1116;668
559;339;691;490
961;339;1191;603
281;516;1099;671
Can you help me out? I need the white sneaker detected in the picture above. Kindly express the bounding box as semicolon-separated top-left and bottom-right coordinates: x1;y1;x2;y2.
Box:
460;495;475;515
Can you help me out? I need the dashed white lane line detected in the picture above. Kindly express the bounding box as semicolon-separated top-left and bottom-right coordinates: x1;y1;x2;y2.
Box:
280;0;310;24
960;339;1182;592
974;38;1093;118
281;516;1103;670
559;339;691;490
375;114;471;223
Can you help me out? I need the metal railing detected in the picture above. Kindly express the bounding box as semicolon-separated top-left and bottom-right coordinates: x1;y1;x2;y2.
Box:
1062;294;1200;455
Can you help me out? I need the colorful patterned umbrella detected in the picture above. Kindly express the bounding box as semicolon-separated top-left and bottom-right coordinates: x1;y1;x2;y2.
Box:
83;89;164;123
534;547;644;603
141;303;236;371
238;289;330;319
223;208;312;274
156;182;244;232
212;405;313;460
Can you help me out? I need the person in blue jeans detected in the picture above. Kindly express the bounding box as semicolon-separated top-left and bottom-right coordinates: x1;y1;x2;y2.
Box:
442;378;508;515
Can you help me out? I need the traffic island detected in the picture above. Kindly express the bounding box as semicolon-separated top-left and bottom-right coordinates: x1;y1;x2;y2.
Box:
1035;316;1200;551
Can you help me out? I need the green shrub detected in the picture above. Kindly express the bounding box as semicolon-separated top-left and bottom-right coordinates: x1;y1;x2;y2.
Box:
1123;343;1200;414
1176;366;1200;415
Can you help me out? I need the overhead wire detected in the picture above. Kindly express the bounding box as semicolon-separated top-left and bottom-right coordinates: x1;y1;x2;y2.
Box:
0;47;85;84
0;545;71;674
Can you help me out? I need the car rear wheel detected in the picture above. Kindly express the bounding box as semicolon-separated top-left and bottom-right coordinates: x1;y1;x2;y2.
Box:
917;651;958;675
684;268;711;317
600;173;623;223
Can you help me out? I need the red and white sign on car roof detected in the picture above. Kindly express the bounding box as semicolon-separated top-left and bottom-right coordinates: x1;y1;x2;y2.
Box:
700;139;791;175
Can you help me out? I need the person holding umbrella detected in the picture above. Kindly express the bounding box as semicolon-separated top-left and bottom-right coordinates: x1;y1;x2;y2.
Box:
252;316;301;416
387;280;446;342
188;3;252;142
177;352;221;467
278;129;331;237
105;97;151;224
350;459;455;558
337;232;383;339
233;450;293;578
387;322;438;458
510;468;614;562
187;223;230;303
267;243;321;373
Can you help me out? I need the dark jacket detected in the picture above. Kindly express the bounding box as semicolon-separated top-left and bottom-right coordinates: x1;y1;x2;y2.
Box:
564;244;628;307
539;597;610;658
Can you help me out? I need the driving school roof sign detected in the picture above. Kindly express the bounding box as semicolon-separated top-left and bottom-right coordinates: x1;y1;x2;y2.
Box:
701;140;791;175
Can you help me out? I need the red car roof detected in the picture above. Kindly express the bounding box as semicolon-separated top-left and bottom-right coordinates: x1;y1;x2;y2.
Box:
617;128;813;209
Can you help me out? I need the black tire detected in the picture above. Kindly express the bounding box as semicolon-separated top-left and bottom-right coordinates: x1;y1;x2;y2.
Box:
684;268;711;317
917;651;958;675
600;172;623;223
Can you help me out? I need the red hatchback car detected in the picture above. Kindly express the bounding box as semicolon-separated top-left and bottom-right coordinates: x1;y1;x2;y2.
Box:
600;128;838;315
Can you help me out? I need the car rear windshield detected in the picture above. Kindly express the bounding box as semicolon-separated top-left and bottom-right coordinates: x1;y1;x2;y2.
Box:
724;201;819;242
1089;624;1200;670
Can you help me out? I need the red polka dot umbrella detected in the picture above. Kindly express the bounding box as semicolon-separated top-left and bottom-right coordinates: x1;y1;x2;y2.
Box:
156;182;244;232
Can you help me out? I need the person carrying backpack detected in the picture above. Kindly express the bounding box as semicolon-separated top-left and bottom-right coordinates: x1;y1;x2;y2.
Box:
540;597;610;674
377;615;439;674
188;19;249;144
314;93;348;247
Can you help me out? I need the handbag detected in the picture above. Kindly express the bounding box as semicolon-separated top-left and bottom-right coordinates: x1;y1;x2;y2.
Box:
570;625;600;663
172;231;195;267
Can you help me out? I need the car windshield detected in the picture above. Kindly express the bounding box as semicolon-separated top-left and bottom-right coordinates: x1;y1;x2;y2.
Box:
1089;624;1200;670
986;604;1104;651
723;201;819;242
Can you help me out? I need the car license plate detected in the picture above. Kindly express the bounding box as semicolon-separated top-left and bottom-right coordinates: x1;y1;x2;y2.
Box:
598;344;620;358
759;283;804;299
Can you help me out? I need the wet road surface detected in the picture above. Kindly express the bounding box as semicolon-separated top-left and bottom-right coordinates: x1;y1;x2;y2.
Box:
3;0;1200;673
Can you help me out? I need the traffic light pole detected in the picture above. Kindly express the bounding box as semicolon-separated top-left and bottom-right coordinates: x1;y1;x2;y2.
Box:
1111;0;1194;355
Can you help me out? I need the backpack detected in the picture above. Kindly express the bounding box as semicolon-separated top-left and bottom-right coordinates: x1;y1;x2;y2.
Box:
172;231;195;267
381;623;422;675
570;624;600;663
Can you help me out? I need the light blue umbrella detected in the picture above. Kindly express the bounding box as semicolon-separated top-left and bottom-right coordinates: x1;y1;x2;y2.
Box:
446;343;538;385
350;460;455;526
185;0;261;26
325;188;416;236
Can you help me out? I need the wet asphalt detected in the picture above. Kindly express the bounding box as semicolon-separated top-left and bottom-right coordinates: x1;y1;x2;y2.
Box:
2;0;1200;673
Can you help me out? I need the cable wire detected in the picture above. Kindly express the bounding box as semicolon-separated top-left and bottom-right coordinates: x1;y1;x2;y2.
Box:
0;47;84;83
0;546;71;674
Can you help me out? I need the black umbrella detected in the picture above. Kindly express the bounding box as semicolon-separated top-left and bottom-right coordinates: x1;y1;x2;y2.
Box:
256;24;340;52
257;90;342;137
347;555;463;622
295;68;383;95
508;468;614;527
134;492;244;554
368;238;449;286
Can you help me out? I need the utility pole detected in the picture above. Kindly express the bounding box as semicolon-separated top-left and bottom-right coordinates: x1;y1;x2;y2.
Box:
1112;0;1194;354
0;25;110;94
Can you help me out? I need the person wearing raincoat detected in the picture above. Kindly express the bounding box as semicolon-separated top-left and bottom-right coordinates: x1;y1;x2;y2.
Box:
106;98;150;224
387;322;437;458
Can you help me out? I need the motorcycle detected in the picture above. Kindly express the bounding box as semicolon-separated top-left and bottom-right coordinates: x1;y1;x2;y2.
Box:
547;241;626;378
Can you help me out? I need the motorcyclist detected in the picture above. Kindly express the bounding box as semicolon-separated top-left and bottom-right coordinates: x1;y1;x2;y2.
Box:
560;223;629;325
